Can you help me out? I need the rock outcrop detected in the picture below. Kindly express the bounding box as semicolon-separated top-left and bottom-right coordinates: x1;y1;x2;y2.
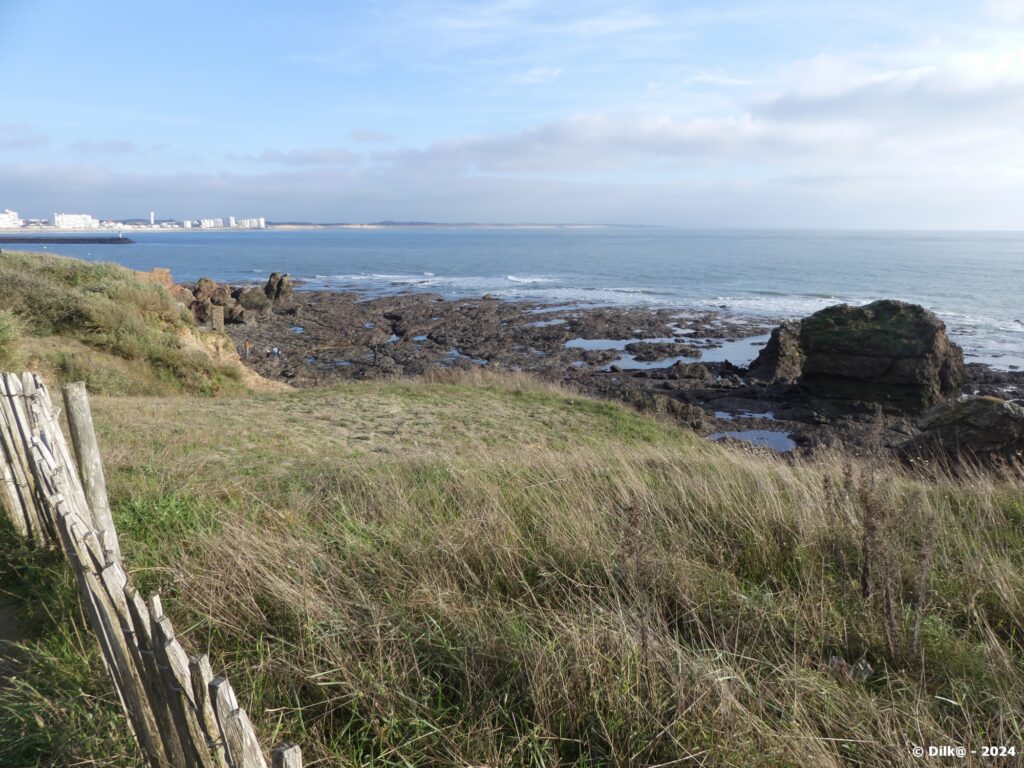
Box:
264;273;293;304
747;320;803;384
900;396;1024;466
236;286;272;313
797;300;964;411
185;276;286;326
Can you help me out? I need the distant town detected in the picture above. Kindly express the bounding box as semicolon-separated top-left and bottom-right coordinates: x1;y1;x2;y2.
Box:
0;208;266;231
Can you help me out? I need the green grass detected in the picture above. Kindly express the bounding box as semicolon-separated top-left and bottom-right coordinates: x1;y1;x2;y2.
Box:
0;250;244;395
0;528;137;766
0;310;19;369
3;373;1021;767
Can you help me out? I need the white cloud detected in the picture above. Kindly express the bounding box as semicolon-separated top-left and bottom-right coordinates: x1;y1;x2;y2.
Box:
68;139;140;154
568;13;661;35
987;0;1024;22
350;129;395;144
680;70;757;87
228;147;361;166
511;66;562;84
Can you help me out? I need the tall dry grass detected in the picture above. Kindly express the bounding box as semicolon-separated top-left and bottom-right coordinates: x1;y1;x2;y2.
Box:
107;397;1024;767
1;352;1021;766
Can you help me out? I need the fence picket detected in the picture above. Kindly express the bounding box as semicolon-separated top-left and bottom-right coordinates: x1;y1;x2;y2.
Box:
0;372;299;768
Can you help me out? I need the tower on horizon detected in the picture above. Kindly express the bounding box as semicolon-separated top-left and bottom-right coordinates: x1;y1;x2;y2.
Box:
149;211;155;226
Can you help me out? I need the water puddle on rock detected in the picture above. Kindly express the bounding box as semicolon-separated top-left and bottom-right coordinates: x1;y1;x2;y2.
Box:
708;430;796;452
714;410;776;421
446;348;488;366
564;333;770;370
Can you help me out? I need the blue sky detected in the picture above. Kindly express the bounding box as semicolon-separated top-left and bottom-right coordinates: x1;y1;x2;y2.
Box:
2;0;1023;226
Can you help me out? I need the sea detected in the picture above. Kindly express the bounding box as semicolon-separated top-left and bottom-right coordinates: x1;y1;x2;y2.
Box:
8;227;1024;370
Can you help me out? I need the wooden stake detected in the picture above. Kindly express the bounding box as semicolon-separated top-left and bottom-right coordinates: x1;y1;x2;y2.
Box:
61;381;120;560
272;744;302;768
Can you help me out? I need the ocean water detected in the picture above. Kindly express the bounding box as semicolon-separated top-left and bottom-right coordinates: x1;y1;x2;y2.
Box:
9;227;1024;369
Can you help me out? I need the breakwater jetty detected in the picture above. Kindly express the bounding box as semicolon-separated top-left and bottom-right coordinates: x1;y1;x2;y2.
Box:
0;235;135;244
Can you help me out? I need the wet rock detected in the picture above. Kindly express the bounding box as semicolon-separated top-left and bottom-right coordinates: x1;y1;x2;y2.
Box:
264;272;294;304
799;300;964;412
582;349;620;366
748;320;803;383
659;361;713;381
624;341;701;362
900;396;1024;466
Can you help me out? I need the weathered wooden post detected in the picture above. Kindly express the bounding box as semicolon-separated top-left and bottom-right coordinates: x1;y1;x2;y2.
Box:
211;305;225;332
272;744;302;768
61;381;121;561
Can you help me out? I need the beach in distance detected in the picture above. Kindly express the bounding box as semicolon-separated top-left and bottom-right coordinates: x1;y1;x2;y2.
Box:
14;225;1024;370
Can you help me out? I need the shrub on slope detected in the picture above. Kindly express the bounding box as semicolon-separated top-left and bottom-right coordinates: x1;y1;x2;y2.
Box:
0;251;242;394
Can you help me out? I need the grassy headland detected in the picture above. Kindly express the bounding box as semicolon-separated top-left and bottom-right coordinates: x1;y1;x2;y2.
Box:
0;250;246;395
0;253;1022;767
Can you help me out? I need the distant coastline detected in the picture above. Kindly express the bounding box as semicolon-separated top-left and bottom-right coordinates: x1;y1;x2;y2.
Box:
0;235;134;245
0;222;611;234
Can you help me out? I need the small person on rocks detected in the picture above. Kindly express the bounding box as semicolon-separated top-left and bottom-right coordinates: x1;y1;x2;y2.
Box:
243;340;253;358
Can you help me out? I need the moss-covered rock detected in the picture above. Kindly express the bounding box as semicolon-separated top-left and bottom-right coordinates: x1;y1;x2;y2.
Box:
798;300;964;411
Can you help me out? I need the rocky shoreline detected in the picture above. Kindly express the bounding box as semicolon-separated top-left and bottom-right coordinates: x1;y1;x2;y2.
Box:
173;273;1024;466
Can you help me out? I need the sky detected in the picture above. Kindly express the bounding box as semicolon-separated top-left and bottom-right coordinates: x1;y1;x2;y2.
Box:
1;0;1023;227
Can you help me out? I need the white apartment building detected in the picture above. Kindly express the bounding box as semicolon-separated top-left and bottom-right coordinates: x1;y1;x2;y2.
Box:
236;217;267;229
53;212;100;229
198;218;224;228
0;209;21;228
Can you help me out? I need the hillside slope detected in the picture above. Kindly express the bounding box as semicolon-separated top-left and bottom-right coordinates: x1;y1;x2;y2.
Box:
0;250;258;395
2;370;1022;767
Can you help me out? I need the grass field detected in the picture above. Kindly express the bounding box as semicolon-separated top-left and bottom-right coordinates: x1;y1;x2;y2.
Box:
2;370;1022;767
0;253;1022;766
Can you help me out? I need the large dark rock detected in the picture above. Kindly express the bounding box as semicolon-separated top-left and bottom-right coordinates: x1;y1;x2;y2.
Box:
798;300;964;411
747;320;803;383
900;396;1024;466
192;277;219;302
237;286;272;313
189;277;238;324
264;272;294;304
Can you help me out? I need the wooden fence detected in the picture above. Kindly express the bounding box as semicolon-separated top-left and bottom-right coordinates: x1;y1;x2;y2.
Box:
0;372;301;768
